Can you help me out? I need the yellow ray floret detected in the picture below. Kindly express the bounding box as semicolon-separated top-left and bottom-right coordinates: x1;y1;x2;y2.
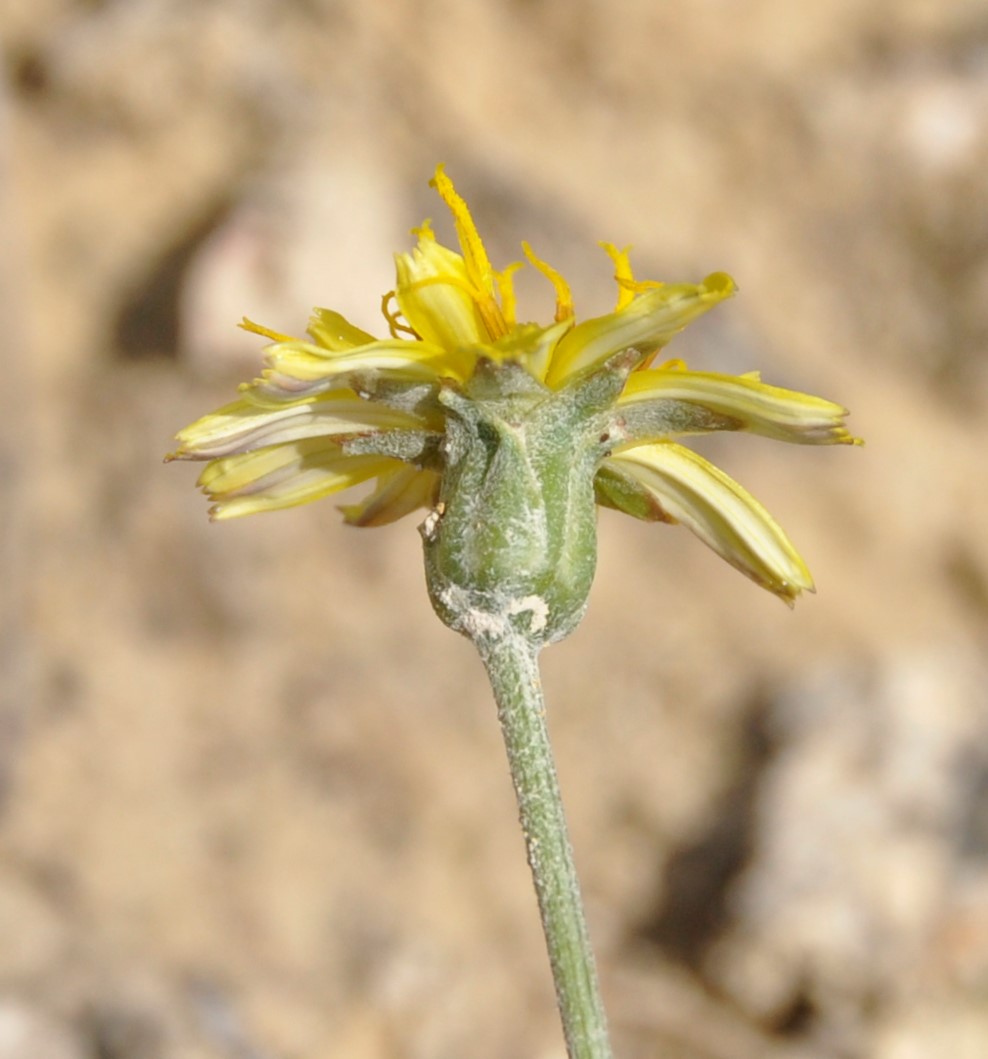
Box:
546;272;736;387
198;438;398;521
618;367;861;445
604;441;815;604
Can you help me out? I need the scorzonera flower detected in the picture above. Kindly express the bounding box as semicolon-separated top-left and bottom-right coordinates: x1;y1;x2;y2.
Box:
171;166;861;1057
170;165;858;616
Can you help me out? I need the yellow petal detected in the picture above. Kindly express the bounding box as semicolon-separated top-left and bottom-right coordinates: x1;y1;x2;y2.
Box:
604;441;814;603
485;318;574;383
170;390;427;460
306;308;377;351
198;438;396;520
619;368;860;445
394;239;490;349
340;465;440;527
546;273;736;388
259;337;474;397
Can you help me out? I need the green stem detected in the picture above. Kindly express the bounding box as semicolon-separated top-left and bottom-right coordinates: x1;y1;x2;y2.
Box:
476;633;613;1059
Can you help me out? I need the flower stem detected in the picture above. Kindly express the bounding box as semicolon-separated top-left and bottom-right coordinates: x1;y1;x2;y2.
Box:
476;632;613;1059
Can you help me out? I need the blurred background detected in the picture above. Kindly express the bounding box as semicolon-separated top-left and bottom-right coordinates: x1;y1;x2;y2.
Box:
2;1;988;1056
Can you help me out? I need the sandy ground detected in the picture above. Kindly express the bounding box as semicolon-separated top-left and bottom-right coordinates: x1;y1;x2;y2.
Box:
2;1;988;1056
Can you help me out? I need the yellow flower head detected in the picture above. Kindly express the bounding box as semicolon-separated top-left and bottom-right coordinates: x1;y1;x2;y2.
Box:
170;166;859;605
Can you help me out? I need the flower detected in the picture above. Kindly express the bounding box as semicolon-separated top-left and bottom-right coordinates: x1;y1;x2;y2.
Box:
170;165;859;606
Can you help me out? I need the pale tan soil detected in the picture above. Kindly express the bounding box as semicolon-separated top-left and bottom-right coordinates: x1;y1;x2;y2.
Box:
2;2;988;1057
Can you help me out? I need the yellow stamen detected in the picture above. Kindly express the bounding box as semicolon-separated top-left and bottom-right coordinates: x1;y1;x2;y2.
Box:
522;242;574;323
430;164;509;339
600;242;664;312
239;317;297;343
640;350;673;370
411;219;436;243
601;243;636;311
381;291;419;339
495;262;524;328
